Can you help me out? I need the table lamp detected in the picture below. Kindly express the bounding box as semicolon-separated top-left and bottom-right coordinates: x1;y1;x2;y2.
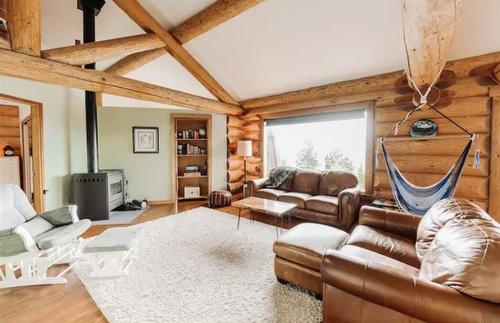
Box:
237;140;252;183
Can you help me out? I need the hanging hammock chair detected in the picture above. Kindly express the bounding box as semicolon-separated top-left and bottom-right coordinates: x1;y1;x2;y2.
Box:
380;134;474;215
379;82;480;216
378;0;471;215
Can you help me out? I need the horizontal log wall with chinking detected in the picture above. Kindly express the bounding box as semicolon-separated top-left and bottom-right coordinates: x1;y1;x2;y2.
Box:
237;52;500;220
227;115;263;199
374;95;492;211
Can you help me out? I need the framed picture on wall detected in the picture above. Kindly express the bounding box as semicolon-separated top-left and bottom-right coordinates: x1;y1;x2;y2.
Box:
133;127;159;153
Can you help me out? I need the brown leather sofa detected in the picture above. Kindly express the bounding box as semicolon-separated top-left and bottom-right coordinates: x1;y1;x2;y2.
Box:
248;169;360;230
321;200;500;323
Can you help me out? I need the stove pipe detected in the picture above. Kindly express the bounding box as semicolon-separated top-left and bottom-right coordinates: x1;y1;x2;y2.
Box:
78;0;105;173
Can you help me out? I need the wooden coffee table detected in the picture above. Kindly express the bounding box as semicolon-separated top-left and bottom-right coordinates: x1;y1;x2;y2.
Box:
233;197;297;236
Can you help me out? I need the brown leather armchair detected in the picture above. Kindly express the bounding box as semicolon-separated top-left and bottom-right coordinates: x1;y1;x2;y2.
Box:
321;202;500;323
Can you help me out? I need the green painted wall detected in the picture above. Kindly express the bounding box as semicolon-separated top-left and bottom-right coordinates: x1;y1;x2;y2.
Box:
97;107;227;201
0;76;86;209
0;76;228;208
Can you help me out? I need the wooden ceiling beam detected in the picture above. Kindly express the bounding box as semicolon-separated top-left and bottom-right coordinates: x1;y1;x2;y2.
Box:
170;0;263;44
241;51;500;114
105;0;262;76
113;0;239;105
242;71;404;110
0;49;243;115
6;0;40;56
41;33;165;66
244;93;379;117
105;48;165;75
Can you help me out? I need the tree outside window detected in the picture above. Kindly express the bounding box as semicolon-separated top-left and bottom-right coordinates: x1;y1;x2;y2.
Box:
294;141;364;188
295;140;319;169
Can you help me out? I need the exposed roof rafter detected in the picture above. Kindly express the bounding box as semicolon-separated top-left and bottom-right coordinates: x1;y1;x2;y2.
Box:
41;33;165;66
113;0;240;105
105;0;262;78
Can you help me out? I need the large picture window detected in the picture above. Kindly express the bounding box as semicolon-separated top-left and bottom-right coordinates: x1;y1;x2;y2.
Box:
264;108;370;190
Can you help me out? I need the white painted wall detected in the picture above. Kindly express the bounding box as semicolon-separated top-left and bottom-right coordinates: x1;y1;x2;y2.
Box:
0;76;86;210
97;107;227;201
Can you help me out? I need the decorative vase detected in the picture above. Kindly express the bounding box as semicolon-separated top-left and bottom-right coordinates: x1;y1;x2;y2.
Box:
199;128;206;138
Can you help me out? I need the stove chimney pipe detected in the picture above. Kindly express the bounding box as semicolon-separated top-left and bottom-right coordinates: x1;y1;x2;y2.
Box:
78;0;105;173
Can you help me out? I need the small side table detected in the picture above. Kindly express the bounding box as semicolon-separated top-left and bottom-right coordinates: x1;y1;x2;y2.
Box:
233;197;296;237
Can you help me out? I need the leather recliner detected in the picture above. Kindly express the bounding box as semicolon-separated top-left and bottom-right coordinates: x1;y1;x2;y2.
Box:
321;200;500;323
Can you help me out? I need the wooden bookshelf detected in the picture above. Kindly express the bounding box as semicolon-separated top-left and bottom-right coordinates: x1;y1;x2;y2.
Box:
171;114;211;203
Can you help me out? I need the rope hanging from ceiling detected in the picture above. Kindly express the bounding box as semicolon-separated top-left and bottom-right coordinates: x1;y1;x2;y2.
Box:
379;0;476;215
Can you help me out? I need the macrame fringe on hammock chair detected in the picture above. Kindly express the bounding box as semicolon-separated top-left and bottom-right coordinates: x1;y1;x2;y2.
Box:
377;65;481;216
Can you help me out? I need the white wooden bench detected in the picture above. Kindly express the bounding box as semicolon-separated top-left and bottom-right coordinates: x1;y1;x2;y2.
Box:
81;227;141;278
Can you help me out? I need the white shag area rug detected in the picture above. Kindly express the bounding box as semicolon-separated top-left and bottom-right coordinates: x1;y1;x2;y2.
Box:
75;207;322;323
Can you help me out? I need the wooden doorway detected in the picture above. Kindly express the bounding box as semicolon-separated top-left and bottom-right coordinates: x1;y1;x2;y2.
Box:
0;93;45;212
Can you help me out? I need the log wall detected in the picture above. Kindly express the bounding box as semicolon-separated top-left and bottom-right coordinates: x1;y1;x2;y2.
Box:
0;105;21;156
229;53;500;220
227;115;263;199
374;95;492;211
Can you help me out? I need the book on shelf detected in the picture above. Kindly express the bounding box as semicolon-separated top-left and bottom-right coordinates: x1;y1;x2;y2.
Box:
182;172;202;177
177;129;206;140
177;143;206;155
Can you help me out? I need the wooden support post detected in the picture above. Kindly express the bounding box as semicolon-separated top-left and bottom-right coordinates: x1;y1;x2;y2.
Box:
7;0;41;56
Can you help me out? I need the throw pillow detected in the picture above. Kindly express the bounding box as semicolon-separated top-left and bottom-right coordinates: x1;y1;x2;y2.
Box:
39;206;76;226
264;167;296;190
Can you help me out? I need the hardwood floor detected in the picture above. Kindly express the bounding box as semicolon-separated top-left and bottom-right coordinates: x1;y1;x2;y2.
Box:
0;201;301;323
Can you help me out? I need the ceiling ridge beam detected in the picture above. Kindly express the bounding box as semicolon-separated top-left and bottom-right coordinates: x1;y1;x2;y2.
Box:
105;0;262;78
113;0;239;106
0;49;243;115
41;33;165;66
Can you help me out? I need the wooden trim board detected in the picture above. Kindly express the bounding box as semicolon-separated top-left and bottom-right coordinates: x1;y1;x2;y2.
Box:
0;93;45;212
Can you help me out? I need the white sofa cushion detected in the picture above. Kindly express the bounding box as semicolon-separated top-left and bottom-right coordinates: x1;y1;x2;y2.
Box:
18;216;54;238
0;208;26;230
0;184;37;224
35;219;91;250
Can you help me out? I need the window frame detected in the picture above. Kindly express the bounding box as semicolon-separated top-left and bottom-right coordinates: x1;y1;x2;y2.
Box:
262;101;375;193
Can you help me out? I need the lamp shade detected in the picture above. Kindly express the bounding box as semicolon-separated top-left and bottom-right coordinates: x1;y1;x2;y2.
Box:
237;140;252;157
